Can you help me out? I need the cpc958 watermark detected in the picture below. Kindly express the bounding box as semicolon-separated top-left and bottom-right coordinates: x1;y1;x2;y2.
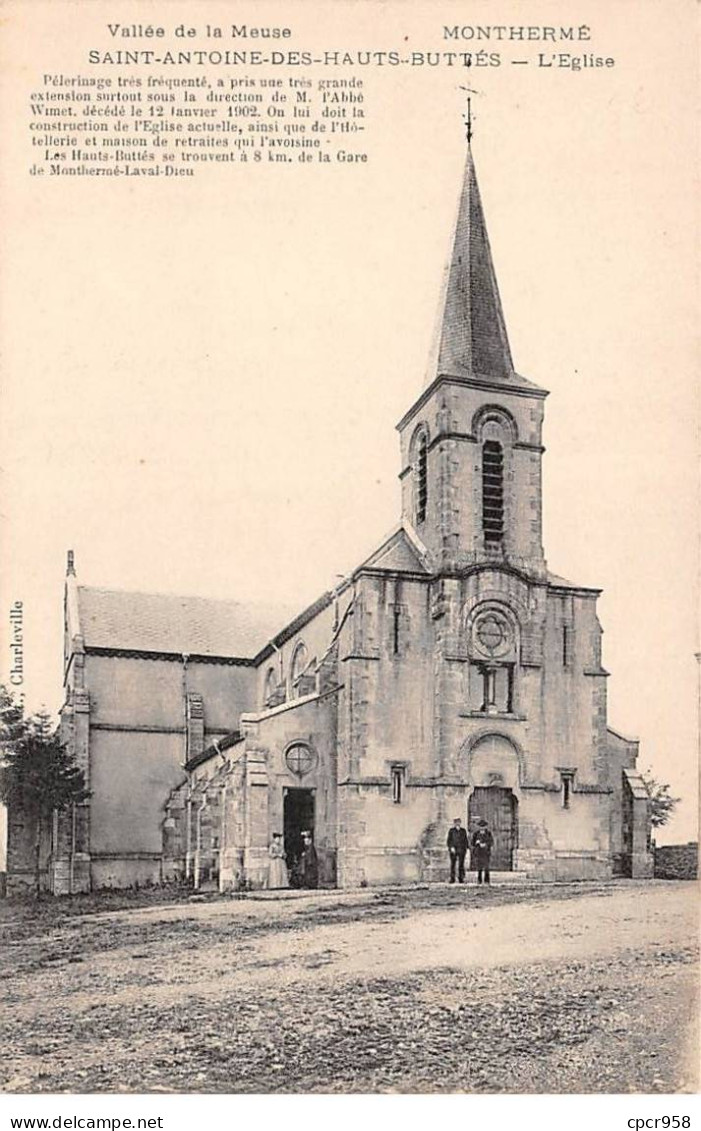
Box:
628;1120;691;1129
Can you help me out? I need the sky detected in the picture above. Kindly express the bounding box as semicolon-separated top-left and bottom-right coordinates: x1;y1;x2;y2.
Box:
0;0;698;846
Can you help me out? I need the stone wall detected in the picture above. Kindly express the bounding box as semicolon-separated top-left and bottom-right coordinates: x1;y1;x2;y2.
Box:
398;380;547;576
255;597;341;711
239;691;339;888
81;652;255;889
5;805;52;894
654;843;698;880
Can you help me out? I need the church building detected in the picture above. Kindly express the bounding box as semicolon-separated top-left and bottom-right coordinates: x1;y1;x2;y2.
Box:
7;141;653;894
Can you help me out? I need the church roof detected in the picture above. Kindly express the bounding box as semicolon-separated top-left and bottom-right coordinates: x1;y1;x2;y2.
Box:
426;145;538;391
360;523;430;574
623;768;650;801
76;585;295;660
547;571;601;594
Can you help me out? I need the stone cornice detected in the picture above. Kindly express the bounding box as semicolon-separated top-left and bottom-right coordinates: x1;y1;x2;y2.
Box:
399;433;545;479
91;722;225;737
549;585;602;598
241;691;319;724
350;566;430;584
254;591;335;663
336;777;612;795
85;645;256;667
396;373;549;433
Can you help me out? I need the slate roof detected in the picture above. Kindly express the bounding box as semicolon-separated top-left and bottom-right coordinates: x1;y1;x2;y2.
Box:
360;524;430;574
413;146;547;404
623;768;650;801
547;571;600;593
77;586;296;659
431;145;514;383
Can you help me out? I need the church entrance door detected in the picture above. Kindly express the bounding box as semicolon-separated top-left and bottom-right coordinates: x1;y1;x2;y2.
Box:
283;788;315;884
468;786;517;871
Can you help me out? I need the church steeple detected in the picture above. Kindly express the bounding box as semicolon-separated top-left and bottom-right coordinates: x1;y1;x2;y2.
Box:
398;136;548;578
430;145;514;384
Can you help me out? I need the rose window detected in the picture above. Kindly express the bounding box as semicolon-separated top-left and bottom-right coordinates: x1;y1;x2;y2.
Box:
473;611;513;659
285;743;317;777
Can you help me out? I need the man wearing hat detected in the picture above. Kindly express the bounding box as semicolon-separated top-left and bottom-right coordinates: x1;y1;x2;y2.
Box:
470;818;494;885
446;817;469;883
299;830;319;889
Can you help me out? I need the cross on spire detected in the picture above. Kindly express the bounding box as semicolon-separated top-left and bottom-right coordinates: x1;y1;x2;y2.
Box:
459;85;480;145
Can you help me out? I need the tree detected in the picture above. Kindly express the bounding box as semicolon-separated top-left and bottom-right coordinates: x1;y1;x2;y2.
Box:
0;685;90;897
641;770;680;830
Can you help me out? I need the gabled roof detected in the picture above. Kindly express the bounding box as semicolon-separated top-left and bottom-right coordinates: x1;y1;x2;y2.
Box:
76;585;295;659
360;524;430;574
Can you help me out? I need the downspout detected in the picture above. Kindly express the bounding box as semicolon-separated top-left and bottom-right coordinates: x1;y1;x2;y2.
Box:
50;810;59;895
185;791;193;881
182;653;192;883
219;783;227;893
69;803;77;895
181;653;190;766
194;798;205;891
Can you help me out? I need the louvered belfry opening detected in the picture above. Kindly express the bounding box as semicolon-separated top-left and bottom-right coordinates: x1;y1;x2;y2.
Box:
416;433;428;525
482;440;504;543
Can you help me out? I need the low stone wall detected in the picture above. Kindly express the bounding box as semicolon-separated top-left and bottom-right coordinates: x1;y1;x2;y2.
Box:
654;842;698;880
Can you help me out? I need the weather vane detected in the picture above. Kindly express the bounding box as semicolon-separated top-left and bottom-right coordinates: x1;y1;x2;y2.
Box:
459;85;482;144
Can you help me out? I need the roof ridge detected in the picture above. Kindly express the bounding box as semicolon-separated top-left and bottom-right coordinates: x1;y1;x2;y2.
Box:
77;583;294;610
76;586;299;658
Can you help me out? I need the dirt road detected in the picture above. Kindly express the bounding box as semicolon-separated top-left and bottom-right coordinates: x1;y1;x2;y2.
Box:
1;880;697;1093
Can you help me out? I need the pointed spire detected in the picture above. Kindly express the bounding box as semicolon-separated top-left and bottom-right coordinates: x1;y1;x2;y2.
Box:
430;145;514;383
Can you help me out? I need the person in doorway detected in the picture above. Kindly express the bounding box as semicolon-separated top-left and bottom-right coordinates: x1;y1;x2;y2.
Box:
446;817;469;883
471;818;494;885
267;832;289;890
299;830;319;889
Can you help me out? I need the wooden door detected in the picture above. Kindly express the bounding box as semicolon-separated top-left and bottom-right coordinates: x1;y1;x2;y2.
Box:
468;787;517;871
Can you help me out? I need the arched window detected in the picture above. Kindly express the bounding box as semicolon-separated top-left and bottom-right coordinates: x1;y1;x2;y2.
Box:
290;642;308;681
466;604;518;716
482;440;504;543
416;430;428;525
290;642;310;697
264;667;278;708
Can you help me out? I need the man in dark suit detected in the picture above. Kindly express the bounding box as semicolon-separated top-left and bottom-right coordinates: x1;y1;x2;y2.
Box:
471;818;494;885
299;830;319;889
447;818;469;883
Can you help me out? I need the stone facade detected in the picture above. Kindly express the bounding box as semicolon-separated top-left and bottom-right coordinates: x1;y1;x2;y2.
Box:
5;143;653;894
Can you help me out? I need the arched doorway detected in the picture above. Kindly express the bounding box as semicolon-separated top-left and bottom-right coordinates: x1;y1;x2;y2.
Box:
283;786;315;886
468;787;518;871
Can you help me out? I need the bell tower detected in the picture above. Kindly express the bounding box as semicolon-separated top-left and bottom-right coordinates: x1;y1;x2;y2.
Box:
398;140;548;580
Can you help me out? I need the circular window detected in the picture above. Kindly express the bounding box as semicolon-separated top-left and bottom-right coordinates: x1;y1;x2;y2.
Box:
473;610;513;659
285;743;317;777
